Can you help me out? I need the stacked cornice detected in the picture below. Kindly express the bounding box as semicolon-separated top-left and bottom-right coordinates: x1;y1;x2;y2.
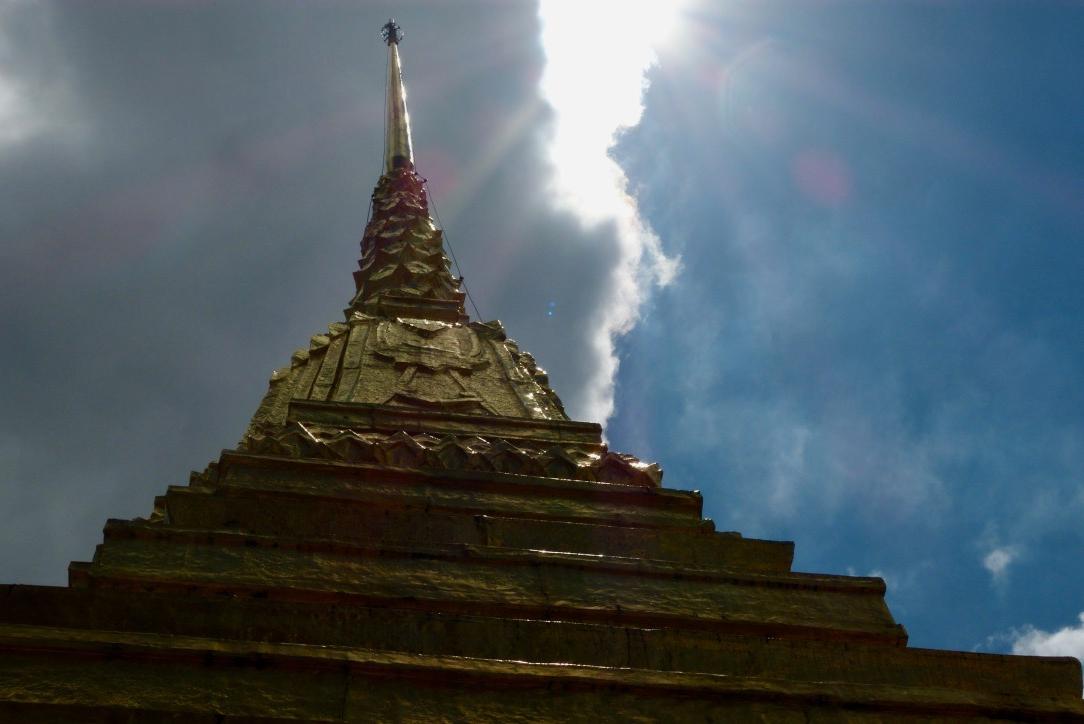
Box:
242;421;663;487
349;167;467;323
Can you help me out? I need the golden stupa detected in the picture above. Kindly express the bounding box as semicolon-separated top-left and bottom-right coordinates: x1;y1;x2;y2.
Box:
1;21;1081;722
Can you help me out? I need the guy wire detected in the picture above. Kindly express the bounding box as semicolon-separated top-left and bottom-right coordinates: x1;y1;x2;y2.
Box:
422;178;485;322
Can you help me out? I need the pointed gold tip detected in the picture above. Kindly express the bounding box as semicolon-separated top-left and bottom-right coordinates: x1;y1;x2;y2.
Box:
383;21;414;172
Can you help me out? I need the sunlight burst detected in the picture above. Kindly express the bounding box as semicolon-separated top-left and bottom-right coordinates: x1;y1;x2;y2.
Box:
538;0;683;222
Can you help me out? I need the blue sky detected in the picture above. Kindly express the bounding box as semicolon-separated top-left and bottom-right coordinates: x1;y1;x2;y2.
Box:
607;1;1084;655
1;0;1082;666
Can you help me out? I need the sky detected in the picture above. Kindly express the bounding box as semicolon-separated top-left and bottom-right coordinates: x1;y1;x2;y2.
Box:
1;0;1083;670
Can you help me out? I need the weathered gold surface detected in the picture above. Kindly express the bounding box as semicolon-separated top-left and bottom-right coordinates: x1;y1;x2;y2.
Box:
84;535;902;641
1;623;1082;722
2;19;1083;723
160;486;792;571
4;585;1075;699
285;399;598;442
212;452;696;527
243;421;661;486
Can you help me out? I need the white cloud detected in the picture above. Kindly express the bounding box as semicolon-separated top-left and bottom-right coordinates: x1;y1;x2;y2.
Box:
0;0;35;146
0;0;77;148
1012;613;1084;666
982;545;1018;583
673;383;950;532
536;0;681;425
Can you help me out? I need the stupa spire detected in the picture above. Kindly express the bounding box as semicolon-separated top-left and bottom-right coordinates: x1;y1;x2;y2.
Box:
347;19;467;323
382;19;414;173
243;19;581;431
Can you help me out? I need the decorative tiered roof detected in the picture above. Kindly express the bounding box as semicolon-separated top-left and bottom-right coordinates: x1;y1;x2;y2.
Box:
0;19;1081;722
348;168;467;321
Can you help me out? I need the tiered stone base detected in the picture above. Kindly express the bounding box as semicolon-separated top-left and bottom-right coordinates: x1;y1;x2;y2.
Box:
1;415;1081;721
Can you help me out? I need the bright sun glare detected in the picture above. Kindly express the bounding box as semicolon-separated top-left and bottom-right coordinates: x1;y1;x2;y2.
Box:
538;0;685;223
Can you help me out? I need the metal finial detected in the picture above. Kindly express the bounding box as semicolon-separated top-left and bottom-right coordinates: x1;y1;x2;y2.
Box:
381;19;403;46
382;18;413;171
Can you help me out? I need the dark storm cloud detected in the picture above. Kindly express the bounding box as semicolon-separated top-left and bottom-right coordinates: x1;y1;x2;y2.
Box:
0;2;629;584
